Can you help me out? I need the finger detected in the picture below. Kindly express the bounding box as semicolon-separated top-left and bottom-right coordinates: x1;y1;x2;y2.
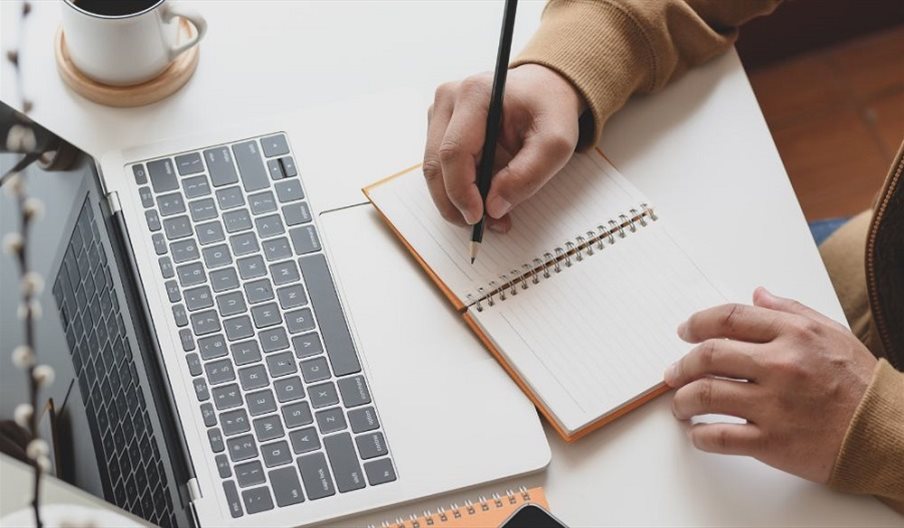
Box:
664;339;763;388
687;423;763;457
423;91;466;225
671;377;759;421
753;287;846;331
678;303;786;344
439;78;492;224
484;129;575;219
487;214;512;234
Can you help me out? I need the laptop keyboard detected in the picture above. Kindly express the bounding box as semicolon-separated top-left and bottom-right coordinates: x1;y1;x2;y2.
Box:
53;199;177;527
133;133;395;517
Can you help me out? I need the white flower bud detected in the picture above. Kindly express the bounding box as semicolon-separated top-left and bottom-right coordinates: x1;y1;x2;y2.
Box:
2;172;22;197
36;454;51;473
6;124;37;152
14;403;33;428
23;198;44;220
22;272;44;296
26;438;48;459
29;300;42;320
3;232;23;255
11;345;34;368
33;364;55;387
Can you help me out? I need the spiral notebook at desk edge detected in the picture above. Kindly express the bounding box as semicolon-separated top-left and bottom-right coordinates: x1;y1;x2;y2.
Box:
363;149;725;442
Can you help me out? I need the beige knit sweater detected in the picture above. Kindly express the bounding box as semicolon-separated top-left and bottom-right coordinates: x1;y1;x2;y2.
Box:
513;0;904;513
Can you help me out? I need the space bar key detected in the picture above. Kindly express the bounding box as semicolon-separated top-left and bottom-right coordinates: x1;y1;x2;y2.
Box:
298;254;361;376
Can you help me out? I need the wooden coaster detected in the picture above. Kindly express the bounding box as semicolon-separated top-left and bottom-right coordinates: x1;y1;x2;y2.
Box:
54;20;200;107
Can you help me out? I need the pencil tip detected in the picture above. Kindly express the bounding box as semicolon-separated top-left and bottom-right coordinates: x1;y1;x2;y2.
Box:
470;257;475;265
469;241;480;264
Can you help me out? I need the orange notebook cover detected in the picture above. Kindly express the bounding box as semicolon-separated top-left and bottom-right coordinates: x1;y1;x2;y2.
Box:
363;151;724;442
373;487;549;528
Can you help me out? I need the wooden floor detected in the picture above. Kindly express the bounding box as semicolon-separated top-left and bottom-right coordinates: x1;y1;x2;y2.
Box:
747;25;904;221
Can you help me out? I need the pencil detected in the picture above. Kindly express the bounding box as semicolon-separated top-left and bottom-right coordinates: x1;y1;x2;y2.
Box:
470;0;518;264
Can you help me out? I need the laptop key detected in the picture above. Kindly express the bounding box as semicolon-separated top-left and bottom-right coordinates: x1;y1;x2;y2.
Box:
244;278;274;304
152;233;167;255
215;454;232;478
274;376;304;403
289;226;321;255
231;340;262;366
207;427;225;452
291;332;323;359
212;383;243;410
188;198;218;222
261;134;290;157
246;389;277;416
172;304;189;327
200;403;217;427
309;381;339;409
363;458;396;486
338;375;371;408
220;408;251;436
251;302;281;328
267;158;284;180
224;208;253;233
270;466;305;506
179;328;195;351
190;309;221;336
182;175;211;199
270;260;299;286
285;308;315;334
202;244;233;269
238;364;269;391
266;352;297;378
204;147;239;187
277;284;307;310
297;452;335;500
282;401;313;428
261;440;293;468
315;407;347;434
196;220;225;245
223;481;243;518
229;232;259;257
260;327;289;353
215;185;245;210
253;415;285;443
241;486;274;514
209;268;240;293
289;427;320;455
175;152;204;175
355;432;388;460
279;156;297;177
262;237;292;262
170;239;200;264
227;434;258;462
300;357;330;384
198;334;228;359
157;192;186;216
249;191;277;215
299;254;361;375
224;315;254;341
184;285;214;311
138;185;154;208
216;291;246;317
348;406;379;433
148;158;178;193
275;179;304;203
235;460;266;488
233;141;269;193
162;215;193;240
255;214;285;238
282;202;312;226
324;433;365;492
164;280;181;302
205;358;237;385
237;255;267;280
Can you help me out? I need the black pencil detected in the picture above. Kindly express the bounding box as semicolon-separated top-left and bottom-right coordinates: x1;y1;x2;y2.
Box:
470;0;518;264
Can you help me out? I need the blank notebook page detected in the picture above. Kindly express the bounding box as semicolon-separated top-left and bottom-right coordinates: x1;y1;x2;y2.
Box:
470;221;725;433
367;153;646;303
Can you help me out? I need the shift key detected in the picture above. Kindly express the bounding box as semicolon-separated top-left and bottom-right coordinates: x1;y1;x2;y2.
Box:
299;254;360;376
203;147;239;187
232;141;269;192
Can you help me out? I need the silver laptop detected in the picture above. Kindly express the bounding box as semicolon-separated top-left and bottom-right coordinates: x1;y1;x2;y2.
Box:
0;95;549;527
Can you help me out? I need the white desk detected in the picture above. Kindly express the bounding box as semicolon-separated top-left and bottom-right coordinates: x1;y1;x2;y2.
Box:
1;1;899;526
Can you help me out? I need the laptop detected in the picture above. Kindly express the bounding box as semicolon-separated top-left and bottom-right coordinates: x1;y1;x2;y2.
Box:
0;95;549;527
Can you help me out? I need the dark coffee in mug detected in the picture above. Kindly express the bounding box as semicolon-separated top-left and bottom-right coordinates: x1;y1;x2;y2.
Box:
70;0;162;18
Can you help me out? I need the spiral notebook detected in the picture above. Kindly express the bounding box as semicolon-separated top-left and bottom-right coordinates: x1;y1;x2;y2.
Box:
363;150;725;441
372;487;549;528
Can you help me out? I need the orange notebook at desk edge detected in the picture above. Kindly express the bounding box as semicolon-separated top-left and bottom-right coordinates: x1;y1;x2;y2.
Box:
373;487;549;528
363;150;725;442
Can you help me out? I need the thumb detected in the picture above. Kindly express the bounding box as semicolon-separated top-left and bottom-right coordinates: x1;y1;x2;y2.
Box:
753;287;846;330
484;130;574;219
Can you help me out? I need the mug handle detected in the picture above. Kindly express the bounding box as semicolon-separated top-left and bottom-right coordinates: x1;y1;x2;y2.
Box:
161;2;208;61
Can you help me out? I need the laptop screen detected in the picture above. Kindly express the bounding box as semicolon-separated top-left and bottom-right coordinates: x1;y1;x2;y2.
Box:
0;101;187;527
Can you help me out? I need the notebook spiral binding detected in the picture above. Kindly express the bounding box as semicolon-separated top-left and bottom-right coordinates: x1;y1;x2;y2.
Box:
371;487;535;528
466;203;657;312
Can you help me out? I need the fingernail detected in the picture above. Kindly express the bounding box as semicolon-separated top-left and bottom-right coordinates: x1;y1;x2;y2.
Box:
488;221;507;233
664;362;678;386
462;208;481;225
486;196;511;219
676;321;688;339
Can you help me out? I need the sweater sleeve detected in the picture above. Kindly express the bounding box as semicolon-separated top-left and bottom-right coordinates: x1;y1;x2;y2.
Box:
829;359;904;514
511;0;781;148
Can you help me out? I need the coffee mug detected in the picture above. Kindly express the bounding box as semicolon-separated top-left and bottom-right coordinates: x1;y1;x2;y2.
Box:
61;0;207;86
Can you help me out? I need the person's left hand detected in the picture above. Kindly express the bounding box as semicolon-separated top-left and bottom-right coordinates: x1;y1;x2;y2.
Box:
664;287;878;483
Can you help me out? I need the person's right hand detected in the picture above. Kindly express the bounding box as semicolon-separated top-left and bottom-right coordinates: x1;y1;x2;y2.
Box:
423;64;586;233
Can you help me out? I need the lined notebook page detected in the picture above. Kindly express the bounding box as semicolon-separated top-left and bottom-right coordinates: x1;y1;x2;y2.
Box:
367;152;645;303
470;222;725;433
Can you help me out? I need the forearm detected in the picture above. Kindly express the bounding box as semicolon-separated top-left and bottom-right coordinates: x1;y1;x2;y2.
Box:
829;359;904;514
512;0;781;147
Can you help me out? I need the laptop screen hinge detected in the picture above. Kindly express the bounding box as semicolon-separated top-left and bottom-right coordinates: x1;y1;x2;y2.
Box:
187;477;203;501
105;191;122;213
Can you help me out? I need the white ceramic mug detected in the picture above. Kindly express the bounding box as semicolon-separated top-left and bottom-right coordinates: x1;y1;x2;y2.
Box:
61;0;207;86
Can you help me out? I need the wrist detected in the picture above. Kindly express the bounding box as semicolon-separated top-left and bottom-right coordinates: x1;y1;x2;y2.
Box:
514;63;588;117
